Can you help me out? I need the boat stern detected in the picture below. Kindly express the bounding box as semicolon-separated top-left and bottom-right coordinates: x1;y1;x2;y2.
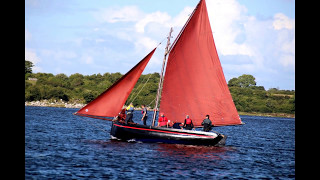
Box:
215;134;227;146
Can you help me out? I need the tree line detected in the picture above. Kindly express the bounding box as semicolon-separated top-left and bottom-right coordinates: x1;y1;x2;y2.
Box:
25;60;160;106
228;75;294;114
25;60;295;114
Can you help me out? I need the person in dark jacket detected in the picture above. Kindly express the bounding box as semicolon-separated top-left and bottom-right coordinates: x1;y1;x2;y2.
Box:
201;114;212;132
141;104;148;125
172;122;182;129
183;115;194;130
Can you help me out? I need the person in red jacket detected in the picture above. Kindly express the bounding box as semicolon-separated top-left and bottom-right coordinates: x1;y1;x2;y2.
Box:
158;112;169;128
183;115;194;130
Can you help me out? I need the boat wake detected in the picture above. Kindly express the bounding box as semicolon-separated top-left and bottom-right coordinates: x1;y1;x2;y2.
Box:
110;135;137;143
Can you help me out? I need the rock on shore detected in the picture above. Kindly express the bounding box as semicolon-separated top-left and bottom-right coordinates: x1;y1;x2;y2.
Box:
25;99;85;109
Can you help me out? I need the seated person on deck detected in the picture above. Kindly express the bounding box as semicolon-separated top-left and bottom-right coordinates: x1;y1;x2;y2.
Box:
158;113;169;128
201;114;213;132
117;108;126;123
182;115;194;130
171;121;183;129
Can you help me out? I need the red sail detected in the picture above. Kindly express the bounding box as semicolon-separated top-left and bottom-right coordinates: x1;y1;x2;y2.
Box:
76;48;156;119
160;0;242;126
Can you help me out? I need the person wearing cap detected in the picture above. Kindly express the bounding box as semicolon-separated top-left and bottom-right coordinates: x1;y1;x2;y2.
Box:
158;112;169;128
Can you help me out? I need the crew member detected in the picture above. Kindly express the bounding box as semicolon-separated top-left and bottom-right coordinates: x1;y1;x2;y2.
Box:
201;114;212;132
183;115;194;130
117;108;126;123
172;122;183;129
125;103;134;124
158;113;168;128
141;104;148;125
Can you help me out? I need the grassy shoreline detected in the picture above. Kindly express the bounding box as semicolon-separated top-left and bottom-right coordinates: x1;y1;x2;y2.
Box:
238;111;295;118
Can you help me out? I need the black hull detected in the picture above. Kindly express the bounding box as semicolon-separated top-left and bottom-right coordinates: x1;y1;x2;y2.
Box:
110;121;226;146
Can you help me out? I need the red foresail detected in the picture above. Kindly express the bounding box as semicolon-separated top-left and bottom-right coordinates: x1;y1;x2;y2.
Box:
76;48;156;119
160;0;242;126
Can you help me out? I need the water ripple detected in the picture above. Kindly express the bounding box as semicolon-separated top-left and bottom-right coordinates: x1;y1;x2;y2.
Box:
25;106;295;179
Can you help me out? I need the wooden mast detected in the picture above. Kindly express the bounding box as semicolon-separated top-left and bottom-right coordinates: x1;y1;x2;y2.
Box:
151;27;173;126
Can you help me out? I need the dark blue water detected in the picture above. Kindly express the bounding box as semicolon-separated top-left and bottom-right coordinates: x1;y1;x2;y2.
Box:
25;106;295;179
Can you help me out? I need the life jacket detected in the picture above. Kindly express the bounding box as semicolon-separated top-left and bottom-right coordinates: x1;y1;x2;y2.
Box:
186;118;192;125
126;105;134;114
159;116;168;126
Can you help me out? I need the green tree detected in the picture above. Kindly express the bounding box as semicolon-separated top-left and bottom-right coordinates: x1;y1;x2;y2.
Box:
25;60;33;74
109;72;122;83
228;74;256;88
69;73;84;87
83;91;97;103
55;73;70;88
238;74;256;88
49;87;69;101
228;78;240;87
25;86;41;101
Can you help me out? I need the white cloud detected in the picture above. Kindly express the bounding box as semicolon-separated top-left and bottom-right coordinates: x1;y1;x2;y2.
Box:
272;13;294;30
25;48;40;64
277;36;295;68
205;0;295;72
223;63;255;73
134;36;158;51
273;15;295;69
170;7;194;28
25;28;42;72
281;37;295;55
95;6;143;23
135;11;171;33
280;54;295;67
206;0;254;57
90;0;294;88
25;48;42;72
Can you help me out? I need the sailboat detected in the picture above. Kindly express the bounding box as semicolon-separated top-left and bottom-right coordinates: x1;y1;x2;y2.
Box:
74;0;243;146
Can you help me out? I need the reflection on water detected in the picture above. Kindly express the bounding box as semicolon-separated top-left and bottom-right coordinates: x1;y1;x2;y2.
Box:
156;143;236;161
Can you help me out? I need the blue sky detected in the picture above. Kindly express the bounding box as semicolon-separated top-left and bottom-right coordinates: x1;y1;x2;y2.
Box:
25;0;295;90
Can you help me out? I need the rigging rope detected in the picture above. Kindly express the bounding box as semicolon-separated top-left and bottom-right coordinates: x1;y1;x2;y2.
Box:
147;97;157;108
127;73;149;104
157;37;166;47
125;37;166;106
129;73;153;104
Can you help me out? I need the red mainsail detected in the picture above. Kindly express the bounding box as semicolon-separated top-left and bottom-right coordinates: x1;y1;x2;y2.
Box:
160;0;242;126
76;48;156;119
